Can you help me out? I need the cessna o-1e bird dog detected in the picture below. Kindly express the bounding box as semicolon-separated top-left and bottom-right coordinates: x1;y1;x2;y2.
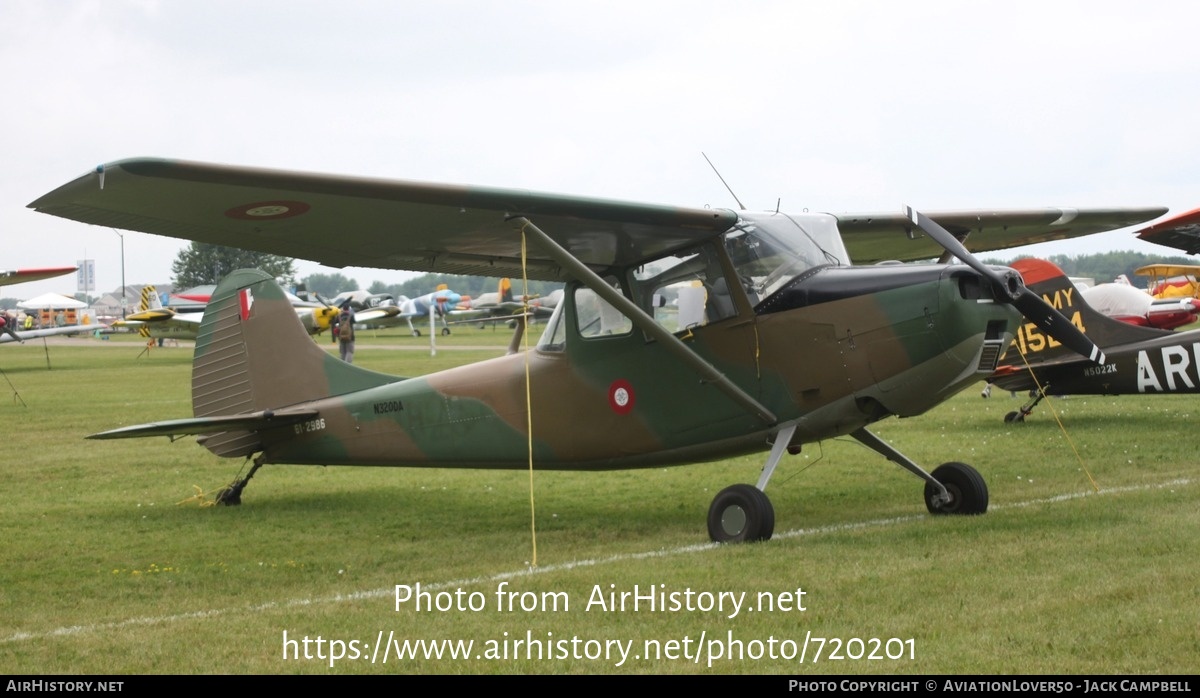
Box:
29;158;1165;542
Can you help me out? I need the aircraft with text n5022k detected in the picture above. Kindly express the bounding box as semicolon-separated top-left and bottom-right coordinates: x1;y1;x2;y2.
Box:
986;257;1200;422
27;158;1173;542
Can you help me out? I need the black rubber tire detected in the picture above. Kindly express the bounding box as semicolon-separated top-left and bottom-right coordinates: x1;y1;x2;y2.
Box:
924;462;988;515
707;484;775;543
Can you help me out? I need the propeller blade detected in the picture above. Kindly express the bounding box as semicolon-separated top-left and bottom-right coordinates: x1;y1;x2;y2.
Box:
1011;288;1106;364
905;206;1106;365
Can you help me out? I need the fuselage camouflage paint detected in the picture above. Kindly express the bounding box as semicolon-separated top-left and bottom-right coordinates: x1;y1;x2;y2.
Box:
192;259;1019;471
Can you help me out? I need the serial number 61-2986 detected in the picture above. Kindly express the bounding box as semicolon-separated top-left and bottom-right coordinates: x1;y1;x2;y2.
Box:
294;418;327;435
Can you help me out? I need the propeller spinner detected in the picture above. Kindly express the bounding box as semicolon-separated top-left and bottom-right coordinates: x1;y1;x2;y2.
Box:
906;206;1106;365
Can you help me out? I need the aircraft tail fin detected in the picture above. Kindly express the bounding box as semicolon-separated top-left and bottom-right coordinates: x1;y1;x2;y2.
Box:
192;269;401;457
138;285;163;311
1000;258;1173;369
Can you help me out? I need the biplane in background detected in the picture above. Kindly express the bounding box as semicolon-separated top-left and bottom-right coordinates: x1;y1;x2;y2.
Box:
28;158;1171;542
987;258;1200;422
1135;262;1200;302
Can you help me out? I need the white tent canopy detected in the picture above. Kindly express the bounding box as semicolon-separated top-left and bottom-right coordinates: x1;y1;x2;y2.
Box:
17;292;88;310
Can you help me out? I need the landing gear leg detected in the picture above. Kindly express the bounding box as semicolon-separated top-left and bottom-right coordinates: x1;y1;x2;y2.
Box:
215;455;265;506
707;424;796;543
1005;384;1049;423
850;427;988;515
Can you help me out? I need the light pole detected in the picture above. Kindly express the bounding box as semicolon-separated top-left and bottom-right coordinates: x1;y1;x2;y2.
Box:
113;229;126;318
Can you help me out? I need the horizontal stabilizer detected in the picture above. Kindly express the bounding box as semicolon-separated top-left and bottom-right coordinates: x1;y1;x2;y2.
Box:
87;408;319;440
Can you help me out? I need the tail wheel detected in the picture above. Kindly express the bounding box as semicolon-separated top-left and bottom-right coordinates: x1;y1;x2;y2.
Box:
924;462;988;515
707;484;775;543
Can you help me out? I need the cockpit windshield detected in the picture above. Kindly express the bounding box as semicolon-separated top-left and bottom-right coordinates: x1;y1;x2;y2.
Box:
535;210;849;351
723;211;848;304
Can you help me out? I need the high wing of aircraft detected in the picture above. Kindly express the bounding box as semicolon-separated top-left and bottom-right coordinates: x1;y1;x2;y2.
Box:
28;157;1170;543
1;266;78;286
1134;207;1200;255
986;257;1200;422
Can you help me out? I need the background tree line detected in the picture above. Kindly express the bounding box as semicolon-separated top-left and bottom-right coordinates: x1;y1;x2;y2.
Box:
982;250;1198;287
299;272;561;301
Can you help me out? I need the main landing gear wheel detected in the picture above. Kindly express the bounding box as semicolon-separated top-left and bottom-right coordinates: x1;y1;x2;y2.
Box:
1004;411;1024;423
923;462;988;515
411;329;421;337
441;327;451;336
707;484;775;543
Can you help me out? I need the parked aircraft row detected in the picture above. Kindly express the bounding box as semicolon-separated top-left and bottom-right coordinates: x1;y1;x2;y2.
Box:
1;265;104;344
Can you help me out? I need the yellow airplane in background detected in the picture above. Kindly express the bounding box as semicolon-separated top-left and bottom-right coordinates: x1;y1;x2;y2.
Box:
1135;263;1200;301
116;285;338;341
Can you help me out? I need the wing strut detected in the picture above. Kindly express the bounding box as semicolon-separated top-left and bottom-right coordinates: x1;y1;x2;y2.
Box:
511;216;777;426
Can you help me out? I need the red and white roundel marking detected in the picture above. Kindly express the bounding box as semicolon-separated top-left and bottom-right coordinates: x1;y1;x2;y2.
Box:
225;200;311;220
608;379;635;414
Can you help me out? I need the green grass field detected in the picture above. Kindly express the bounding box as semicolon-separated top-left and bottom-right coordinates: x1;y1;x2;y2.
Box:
1;329;1197;674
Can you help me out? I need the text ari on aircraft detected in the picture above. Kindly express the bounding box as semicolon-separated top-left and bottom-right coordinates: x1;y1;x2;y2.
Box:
987;257;1200;422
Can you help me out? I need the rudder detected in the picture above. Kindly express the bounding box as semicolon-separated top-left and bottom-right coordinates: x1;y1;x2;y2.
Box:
1002;258;1173;368
192;269;400;457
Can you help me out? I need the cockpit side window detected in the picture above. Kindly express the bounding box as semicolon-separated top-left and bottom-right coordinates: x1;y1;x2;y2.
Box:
629;242;738;334
575;277;632;339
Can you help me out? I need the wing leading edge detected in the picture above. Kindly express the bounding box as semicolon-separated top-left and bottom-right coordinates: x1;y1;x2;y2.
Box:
29;158;1169;275
29;158;738;282
837;207;1168;264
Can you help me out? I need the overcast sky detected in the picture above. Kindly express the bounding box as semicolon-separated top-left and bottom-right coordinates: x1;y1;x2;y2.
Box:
4;0;1200;301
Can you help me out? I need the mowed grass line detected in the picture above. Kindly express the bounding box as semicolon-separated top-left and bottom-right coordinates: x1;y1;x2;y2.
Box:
0;334;1197;673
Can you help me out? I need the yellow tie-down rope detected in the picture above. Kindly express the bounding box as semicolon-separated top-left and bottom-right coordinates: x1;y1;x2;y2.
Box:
1014;344;1099;493
520;223;538;567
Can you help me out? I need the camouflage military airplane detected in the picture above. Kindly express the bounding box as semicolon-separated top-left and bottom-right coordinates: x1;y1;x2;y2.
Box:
28;158;1170;542
986;257;1200;422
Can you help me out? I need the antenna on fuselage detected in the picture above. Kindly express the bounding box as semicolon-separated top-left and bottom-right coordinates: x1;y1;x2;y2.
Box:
702;152;746;210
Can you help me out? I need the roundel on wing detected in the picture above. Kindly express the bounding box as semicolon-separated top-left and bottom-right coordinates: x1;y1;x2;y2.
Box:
608;379;635;415
225;200;311;220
